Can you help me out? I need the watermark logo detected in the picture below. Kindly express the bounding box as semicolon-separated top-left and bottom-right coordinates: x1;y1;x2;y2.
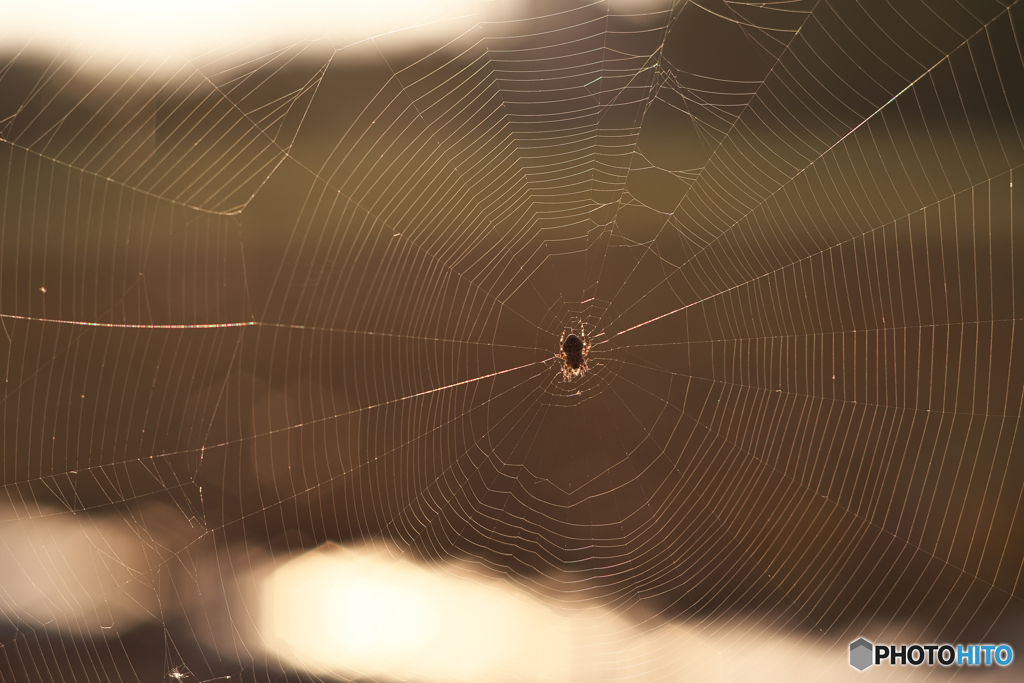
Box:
849;638;873;671
849;638;1013;670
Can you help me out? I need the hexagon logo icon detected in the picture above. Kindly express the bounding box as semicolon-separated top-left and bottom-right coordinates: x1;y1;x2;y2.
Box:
850;638;873;671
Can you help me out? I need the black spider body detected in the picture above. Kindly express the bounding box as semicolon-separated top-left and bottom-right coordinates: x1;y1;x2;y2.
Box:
562;334;584;369
556;324;591;381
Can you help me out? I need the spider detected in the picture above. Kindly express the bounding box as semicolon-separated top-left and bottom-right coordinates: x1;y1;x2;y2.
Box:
557;322;591;382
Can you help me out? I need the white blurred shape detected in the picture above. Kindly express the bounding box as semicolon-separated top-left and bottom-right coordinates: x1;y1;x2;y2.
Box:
257;543;732;682
261;543;567;682
2;1;672;72
0;505;160;634
331;578;426;653
2;0;479;67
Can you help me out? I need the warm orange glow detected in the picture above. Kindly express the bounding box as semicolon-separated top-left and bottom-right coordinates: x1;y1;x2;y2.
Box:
259;543;573;681
3;1;483;70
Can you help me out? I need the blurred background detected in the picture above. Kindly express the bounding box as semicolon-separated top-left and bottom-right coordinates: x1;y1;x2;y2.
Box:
1;0;1023;680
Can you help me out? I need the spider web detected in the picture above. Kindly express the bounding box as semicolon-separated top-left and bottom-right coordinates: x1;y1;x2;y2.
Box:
1;0;1023;680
